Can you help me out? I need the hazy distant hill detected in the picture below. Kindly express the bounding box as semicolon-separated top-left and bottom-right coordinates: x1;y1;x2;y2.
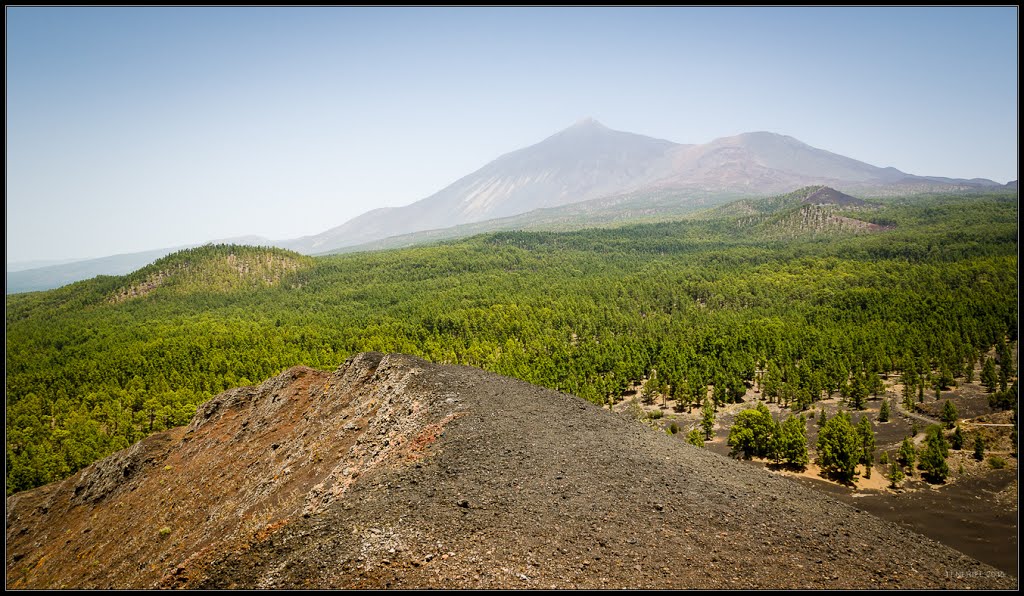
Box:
282;119;681;254
320;187;742;255
9;120;1004;293
6;236;275;295
285;121;999;255
6;247;191;295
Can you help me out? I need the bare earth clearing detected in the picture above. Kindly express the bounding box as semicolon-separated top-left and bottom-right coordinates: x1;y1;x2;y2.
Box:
619;359;1018;578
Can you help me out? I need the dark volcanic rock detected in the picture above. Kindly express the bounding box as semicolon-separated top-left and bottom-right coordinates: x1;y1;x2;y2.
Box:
5;354;1016;589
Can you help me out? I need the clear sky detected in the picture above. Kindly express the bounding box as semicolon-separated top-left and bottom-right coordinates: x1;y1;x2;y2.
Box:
6;6;1018;263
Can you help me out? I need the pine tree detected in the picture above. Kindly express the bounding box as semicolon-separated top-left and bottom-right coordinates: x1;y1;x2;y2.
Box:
973;433;985;461
727;402;774;459
982;357;998;393
951;425;965;450
848;375;867;411
816;411;859;482
878;399;890;423
641;371;658;405
888;461;905;488
903;383;915;411
897;436;916;476
919;426;949;483
941;399;958;429
672;378;690;413
686;428;704;448
856;416;876;479
777;414;809;469
701;399;715;441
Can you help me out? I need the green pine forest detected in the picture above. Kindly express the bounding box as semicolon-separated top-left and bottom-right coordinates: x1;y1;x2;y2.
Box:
5;189;1018;494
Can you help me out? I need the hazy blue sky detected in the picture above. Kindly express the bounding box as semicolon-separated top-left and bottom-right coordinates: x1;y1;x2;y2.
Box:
6;6;1018;263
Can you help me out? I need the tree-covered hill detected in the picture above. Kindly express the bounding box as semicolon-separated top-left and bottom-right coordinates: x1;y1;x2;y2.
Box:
5;192;1018;494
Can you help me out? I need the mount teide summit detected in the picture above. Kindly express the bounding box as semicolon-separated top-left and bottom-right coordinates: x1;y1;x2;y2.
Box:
284;120;998;254
6;353;1012;589
8;120;1007;294
284;119;680;253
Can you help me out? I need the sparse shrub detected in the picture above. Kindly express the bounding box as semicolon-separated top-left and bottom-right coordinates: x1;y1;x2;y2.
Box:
158;526;172;538
668;422;679;435
687;428;704;448
648;409;663;420
988;456;1007;469
627;399;645;422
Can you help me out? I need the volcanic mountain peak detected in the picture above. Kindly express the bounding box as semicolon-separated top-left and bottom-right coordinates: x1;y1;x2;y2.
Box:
5;354;1012;589
568;116;606;130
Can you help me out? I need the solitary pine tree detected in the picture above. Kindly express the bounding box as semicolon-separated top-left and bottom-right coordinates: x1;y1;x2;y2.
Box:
687;428;705;448
919;426;949;483
941;400;958;429
816;411;860;483
727;403;774;459
897;436;917;476
888;461;905;488
973;433;985;461
701;399;715;441
878;399;890;423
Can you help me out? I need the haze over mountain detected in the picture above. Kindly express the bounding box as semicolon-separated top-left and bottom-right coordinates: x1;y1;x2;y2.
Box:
281;119;681;254
282;119;1001;255
7;120;1008;293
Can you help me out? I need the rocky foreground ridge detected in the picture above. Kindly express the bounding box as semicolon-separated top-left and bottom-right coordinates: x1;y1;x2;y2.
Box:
5;353;1015;589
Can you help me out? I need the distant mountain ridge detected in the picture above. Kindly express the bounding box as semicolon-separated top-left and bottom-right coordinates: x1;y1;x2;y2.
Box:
9;120;1008;293
282;120;1001;255
282;119;681;254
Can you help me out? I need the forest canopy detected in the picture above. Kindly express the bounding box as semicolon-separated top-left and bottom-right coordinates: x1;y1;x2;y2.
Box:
5;191;1018;494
